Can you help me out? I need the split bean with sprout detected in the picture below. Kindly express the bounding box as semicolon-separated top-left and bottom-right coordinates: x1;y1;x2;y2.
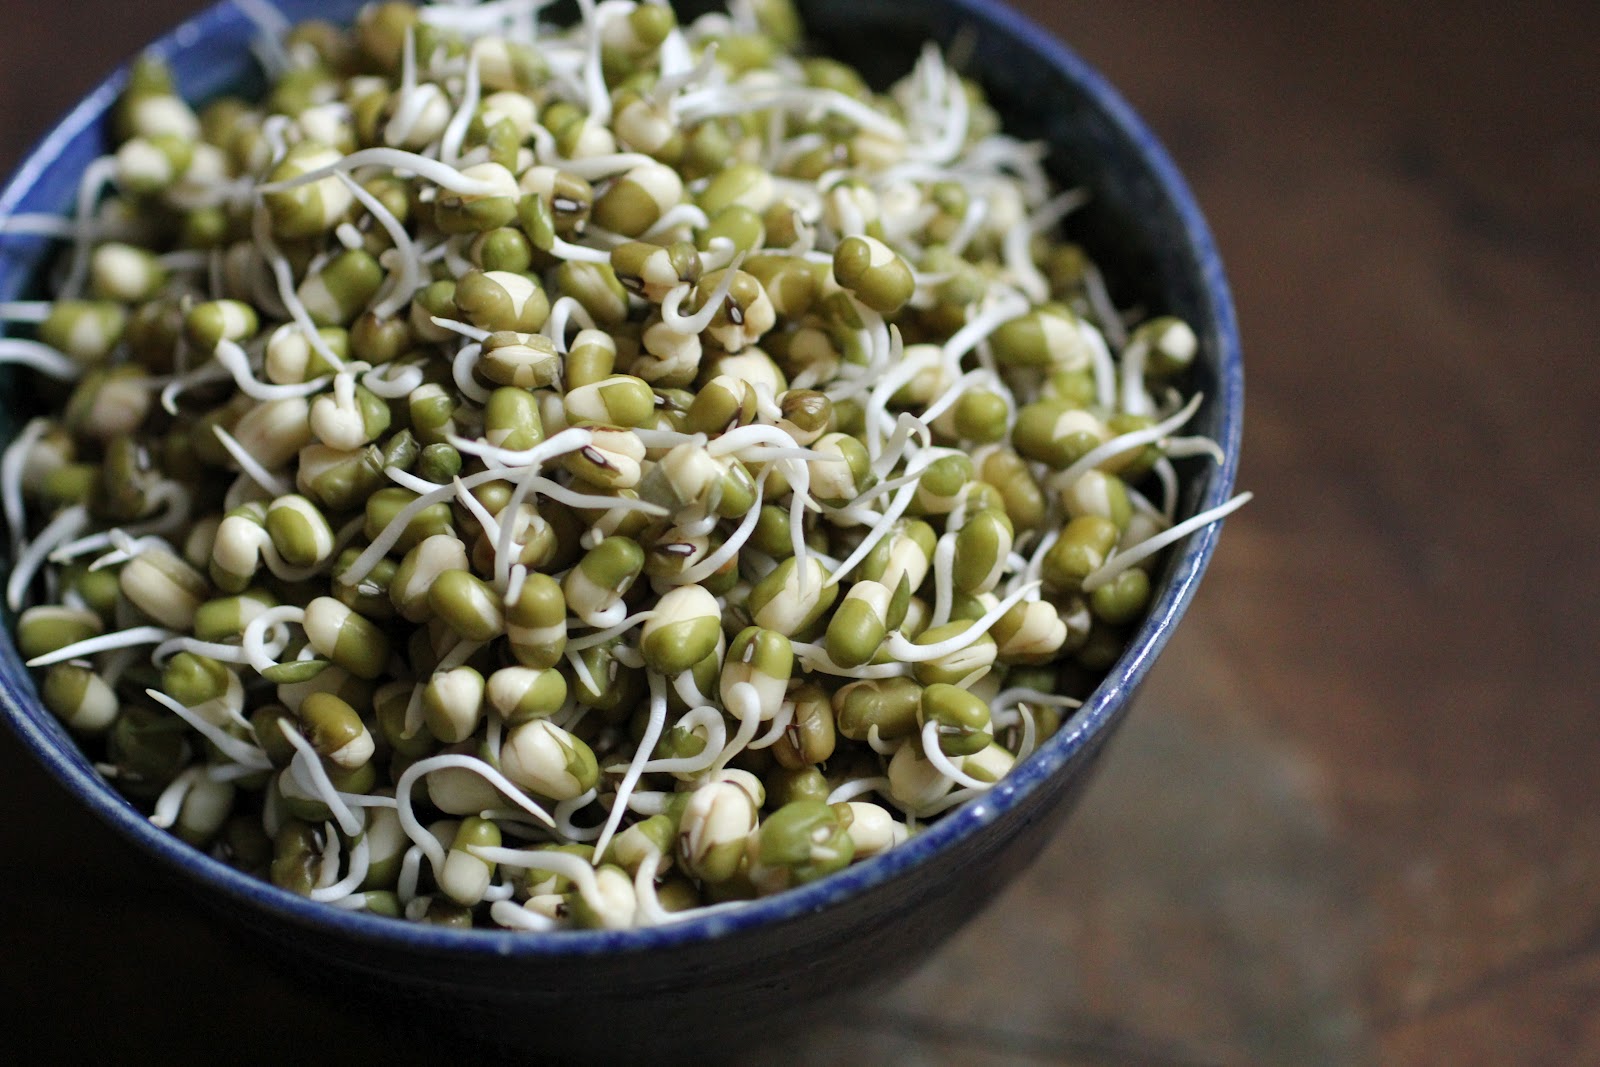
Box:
1;0;1248;930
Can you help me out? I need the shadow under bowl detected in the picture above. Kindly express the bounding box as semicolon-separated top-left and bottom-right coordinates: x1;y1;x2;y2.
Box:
0;0;1242;1061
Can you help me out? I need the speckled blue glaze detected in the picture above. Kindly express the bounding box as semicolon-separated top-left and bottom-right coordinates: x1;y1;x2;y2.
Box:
0;0;1241;1059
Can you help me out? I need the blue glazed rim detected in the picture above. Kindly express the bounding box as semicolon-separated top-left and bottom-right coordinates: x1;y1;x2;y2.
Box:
0;0;1242;960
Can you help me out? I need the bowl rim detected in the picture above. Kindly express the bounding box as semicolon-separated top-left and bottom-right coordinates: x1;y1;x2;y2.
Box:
0;0;1242;959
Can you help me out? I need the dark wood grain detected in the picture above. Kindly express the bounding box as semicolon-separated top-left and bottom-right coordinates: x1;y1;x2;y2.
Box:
2;2;1596;1062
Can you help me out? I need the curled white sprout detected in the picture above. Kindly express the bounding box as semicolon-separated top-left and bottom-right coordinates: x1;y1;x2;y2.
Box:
677;85;905;142
790;641;908;681
567;610;655;651
152;635;257;666
258;146;508;198
239;605;302;673
490;899;558;931
1152;458;1180;521
2;418;50;559
60;156;120;301
1082;492;1253;593
1009;525;1062;600
748;697;796;751
993;687;1083;715
882;581;1040;663
492;474;543;592
451;342;492;403
543;296;597;350
23;624;175;669
671;665;711;710
576;0;617;127
710;680;762;774
160;361;232;414
657;253;744;335
614;704;727;776
439;50;482;166
442;235;477;279
454;471;503;541
338;172;423;319
826;776;893;805
483;881;520;907
1078;254;1128;349
435;638;485;674
213;338;330;400
552;789;604;842
591;671;669;862
940;287;1031;369
0;340;82;380
530;474;669;515
48;486;191;567
448;424;594;469
310;830;372;903
149;765;204;829
822;451;937;589
429;314;489;342
362;361;426;399
919;721;993;791
251;205;347;371
277;719;365;837
1002;215;1049;306
544;231;615;264
87;529;176;572
1053;392;1205;492
825;464;927;518
564;647;599;697
864;724;898;757
906;785;985;819
928;533;957;628
998;705;1039;763
468;843;613;921
396;843;426;905
207;761;268;784
668;469;767;586
632;845;674;927
640;201;710;240
395;753;556;873
338;464;508;584
1162;435;1229;464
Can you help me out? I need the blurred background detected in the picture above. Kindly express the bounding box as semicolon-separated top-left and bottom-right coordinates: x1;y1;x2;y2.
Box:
1;2;1595;1063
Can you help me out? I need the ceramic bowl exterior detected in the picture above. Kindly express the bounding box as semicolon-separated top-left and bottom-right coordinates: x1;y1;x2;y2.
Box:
0;2;1241;1060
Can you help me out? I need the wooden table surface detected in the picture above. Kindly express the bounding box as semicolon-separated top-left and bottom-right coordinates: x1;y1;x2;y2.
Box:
2;2;1596;1063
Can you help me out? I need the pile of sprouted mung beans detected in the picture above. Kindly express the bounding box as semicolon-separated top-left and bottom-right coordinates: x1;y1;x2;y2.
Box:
0;0;1248;930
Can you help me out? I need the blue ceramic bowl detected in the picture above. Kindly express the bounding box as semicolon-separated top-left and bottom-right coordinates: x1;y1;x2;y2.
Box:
0;0;1241;1059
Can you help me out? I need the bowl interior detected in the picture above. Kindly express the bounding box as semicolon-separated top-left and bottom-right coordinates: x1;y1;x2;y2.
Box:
0;0;1241;963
